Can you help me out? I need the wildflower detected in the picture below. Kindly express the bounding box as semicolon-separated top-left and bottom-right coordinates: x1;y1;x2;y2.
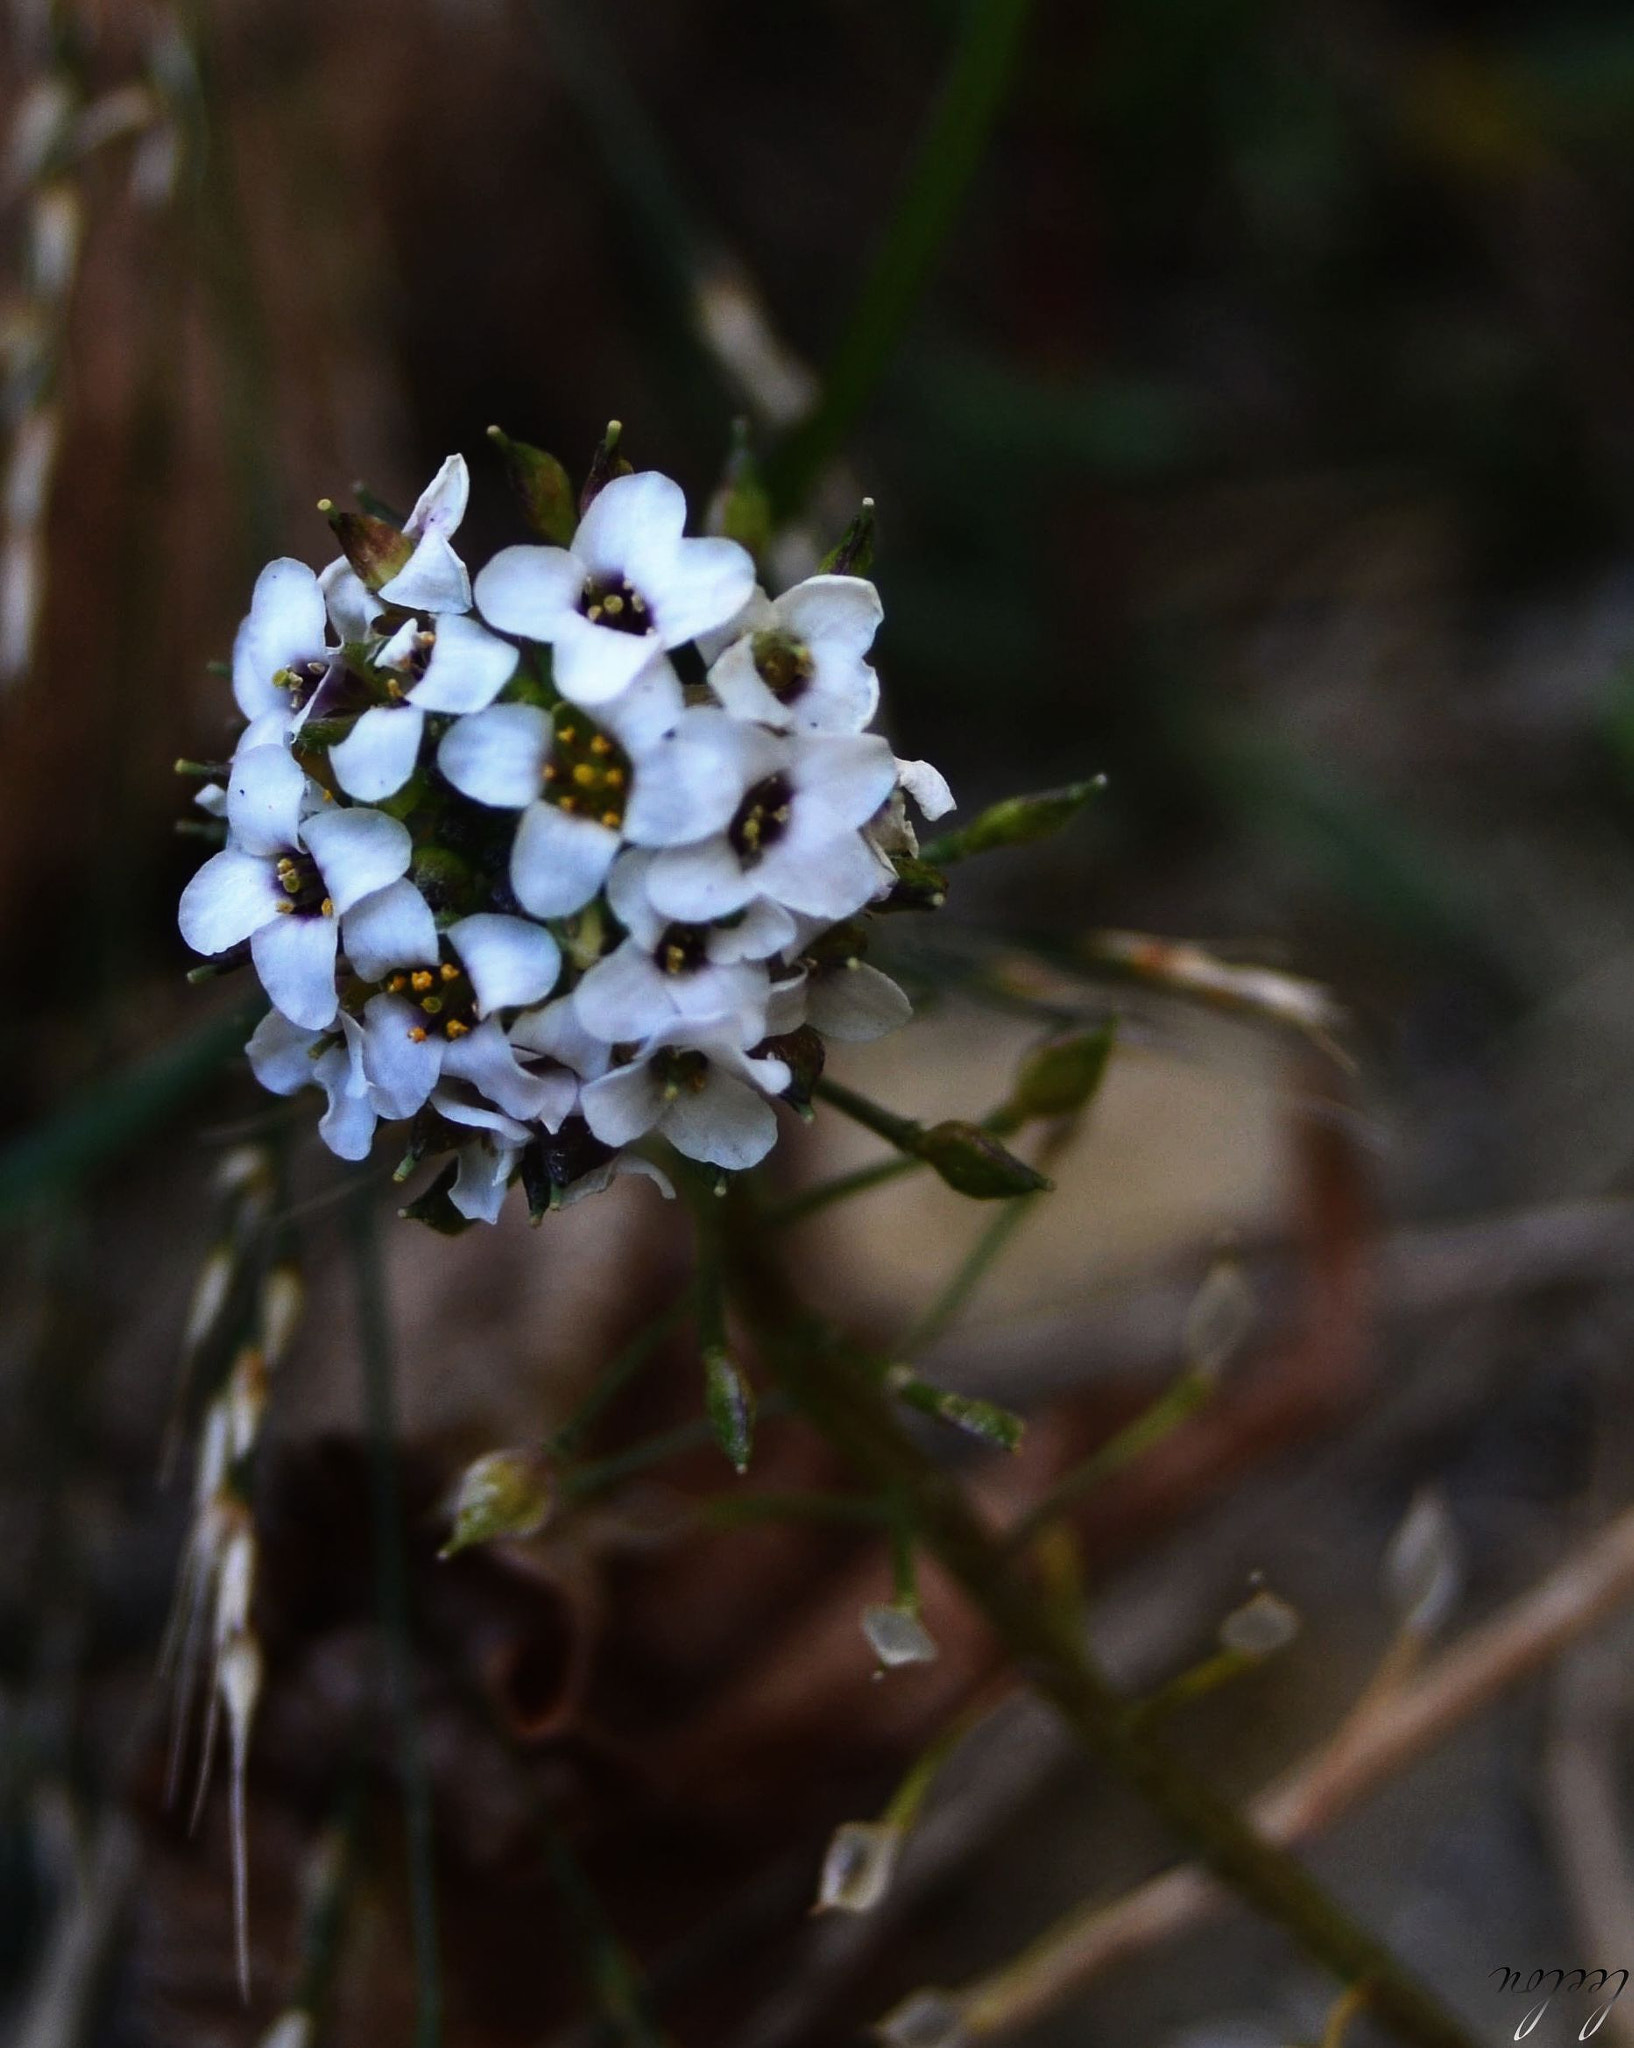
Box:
473;469;755;707
245;1007;382;1161
580;1016;791;1170
374;452;474;614
439;666;747;917
643;723;898;925
178;744;412;1028
706;573;883;733
230;557;343;739
328;611;518;801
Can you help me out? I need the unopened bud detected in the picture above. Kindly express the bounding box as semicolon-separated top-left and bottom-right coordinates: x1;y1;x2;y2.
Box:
258;1264;303;1367
319;503;413;591
579;420;632;514
889;1370;1024;1452
819;497;876;578
487;426;577;547
816;1819;903;1913
225;1347;269;1459
441;1448;554;1557
1384;1488;1462;1639
1184;1256;1255;1381
923;777;1105;867
913;1121;1050;1201
1218;1588;1300;1659
704;1347;755;1475
1002;1025;1116;1126
861;1602;939;1669
877;855;948;914
215;1524;257;1647
878;1988;971;2048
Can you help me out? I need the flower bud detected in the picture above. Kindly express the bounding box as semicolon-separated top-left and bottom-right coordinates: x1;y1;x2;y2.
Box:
1001;1025;1116;1126
1217;1588;1300;1659
876;855;948;914
888;1370;1024;1452
441;1448;555;1557
1383;1487;1462;1639
319;502;413;591
704;1347;755;1475
579;419;632;514
487;425;577;546
819;497;876;578
923;777;1105;866
816;1819;903;1913
913;1121;1050;1200
861;1602;939;1669
181;1246;234;1358
707;421;772;560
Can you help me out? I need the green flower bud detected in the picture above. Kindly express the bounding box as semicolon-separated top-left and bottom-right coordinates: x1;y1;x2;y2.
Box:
487;425;577;547
1000;1024;1116;1127
922;776;1106;866
441;1447;554;1557
875;855;948;914
708;420;772;561
912;1120;1050;1200
579;419;633;514
888;1369;1025;1452
819;497;876;578
318;501;413;592
704;1345;755;1475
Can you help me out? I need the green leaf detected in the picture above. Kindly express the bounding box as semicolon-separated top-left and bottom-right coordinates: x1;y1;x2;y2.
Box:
703;1346;756;1474
921;776;1105;866
819;498;877;577
488;425;577;546
440;1448;554;1556
912;1120;1051;1200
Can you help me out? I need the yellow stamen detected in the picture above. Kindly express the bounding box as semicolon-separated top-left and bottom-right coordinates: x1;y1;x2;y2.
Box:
439;962;460;982
408;1026;428;1043
410;969;434;992
444;1019;470;1039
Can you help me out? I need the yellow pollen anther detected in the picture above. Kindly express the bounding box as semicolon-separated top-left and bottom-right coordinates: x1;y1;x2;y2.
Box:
663;1082;682;1102
630;591;647;612
557;795;578;813
320;897;334;917
419;995;443;1015
407;1026;428;1043
558;726;577;744
410;970;434;992
543;763;559;782
385;678;404;700
602;593;624;617
444;1019;470;1039
439;962;460;982
586;604;602;622
605;767;625;788
388;973;407;992
590;734;612;755
600;809;621;828
275;900;295;915
572;763;596;787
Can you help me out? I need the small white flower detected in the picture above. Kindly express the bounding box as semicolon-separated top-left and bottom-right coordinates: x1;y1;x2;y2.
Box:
894;757;955;822
230;558;338;733
643;725;898;927
473;470;755;707
177;746;412;1029
771;927;914;1044
579;1016;791;1170
375;453;473;614
328;612;518;802
707;574;882;734
358;914;568;1126
570;849;780;1044
439;666;747;918
245;1007;382;1161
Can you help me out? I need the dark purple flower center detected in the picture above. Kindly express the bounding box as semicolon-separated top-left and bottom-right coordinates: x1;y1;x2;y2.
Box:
580;575;654;636
728;774;794;862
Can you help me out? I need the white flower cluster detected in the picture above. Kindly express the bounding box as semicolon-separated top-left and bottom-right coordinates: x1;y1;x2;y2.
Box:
179;452;953;1223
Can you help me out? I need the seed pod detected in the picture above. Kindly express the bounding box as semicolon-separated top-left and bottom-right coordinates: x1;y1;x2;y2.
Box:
861;1602;939;1669
816;1820;903;1914
441;1448;554;1557
913;1121;1051;1200
704;1347;755;1475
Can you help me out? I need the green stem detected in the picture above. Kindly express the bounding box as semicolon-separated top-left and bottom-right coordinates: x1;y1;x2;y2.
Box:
764;1153;921;1228
347;1190;442;2048
813;1076;923;1152
767;0;1038;513
1006;1369;1213;1553
900;1192;1039;1355
549;1293;693;1460
541;1816;670;2046
728;1240;1474;2048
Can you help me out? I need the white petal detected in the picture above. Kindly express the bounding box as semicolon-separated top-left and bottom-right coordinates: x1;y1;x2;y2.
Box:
251;912;340;1030
777;574;883;655
510;801;619;918
404;452;468;539
232;559;325;721
645;535;757;648
319;556;381;642
377;618;421;669
410;612;518;714
379;529;471;614
669;960;770;1037
662;1068;778;1170
896;756;955;821
580;1060;665;1149
794;733;898;832
179;849;280;954
362;994;444;1117
706;898;797;963
194;781;227;820
440;1019;563;1120
437;701;550;809
448;913;562;1015
806;962;913;1042
227;744;306;856
644;837;754;923
605;848;665;948
757;827;886;921
574;470;686;578
695;586;773;666
245;1007;323;1096
571;940;671;1043
303;805;412;914
342;877;438;980
473;545;583;640
449;1139;519;1225
329;705;426;802
622;722;743;848
508;994;612;1078
795;655;879;735
429;1088;533;1141
708;639;790;727
315;1018;377;1161
551;613;662;707
764;971;808;1037
594;655;685;754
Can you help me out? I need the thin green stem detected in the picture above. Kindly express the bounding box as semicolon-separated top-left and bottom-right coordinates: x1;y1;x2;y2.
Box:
727;1238;1475;2048
767;0;1038;513
1006;1369;1213;1554
347;1190;442;2048
541;1816;671;2046
549;1293;693;1460
764;1153;921;1228
900;1193;1039;1355
812;1076;923;1152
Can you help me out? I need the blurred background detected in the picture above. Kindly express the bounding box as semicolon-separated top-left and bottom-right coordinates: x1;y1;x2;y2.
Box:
8;0;1634;2042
